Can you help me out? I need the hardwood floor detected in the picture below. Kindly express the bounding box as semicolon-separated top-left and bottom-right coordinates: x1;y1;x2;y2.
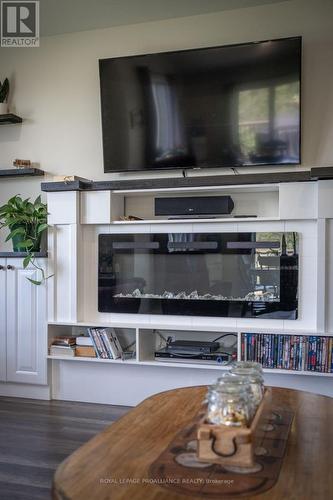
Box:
0;397;131;500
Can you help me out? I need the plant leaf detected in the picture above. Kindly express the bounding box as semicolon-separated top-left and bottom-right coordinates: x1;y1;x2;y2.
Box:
27;278;42;286
37;223;48;234
16;239;33;249
23;255;32;268
7;195;21;205
5;226;26;241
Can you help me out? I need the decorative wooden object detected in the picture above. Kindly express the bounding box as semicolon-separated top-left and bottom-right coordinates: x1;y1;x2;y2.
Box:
197;389;270;468
120;215;144;221
52;175;91;183
149;400;294;498
13;158;31;168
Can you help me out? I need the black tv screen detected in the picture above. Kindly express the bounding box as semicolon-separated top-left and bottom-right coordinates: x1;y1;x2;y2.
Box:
99;37;301;173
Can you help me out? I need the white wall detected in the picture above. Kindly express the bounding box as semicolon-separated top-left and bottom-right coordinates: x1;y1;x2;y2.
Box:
0;0;333;243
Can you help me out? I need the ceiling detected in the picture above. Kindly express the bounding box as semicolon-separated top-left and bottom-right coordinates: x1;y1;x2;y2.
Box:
40;0;290;37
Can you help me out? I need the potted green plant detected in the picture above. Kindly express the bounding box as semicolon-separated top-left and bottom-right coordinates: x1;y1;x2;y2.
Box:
0;78;9;114
0;194;52;285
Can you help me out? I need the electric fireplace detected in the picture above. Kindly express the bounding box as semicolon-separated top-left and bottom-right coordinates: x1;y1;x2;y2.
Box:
98;232;298;319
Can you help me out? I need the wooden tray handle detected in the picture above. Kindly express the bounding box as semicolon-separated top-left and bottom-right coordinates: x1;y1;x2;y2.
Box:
209;429;251;457
212;433;238;457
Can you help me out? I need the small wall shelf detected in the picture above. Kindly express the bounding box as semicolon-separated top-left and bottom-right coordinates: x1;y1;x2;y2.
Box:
0;113;22;124
0;251;48;258
0;167;44;178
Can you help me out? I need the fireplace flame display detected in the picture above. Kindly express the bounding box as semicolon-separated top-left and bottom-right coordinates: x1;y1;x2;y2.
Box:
113;289;279;302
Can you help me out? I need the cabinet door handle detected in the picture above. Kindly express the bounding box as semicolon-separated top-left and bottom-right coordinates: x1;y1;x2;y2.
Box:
0;265;4;270
7;265;14;270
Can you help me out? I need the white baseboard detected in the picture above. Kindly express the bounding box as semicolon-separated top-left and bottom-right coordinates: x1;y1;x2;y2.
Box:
0;382;51;400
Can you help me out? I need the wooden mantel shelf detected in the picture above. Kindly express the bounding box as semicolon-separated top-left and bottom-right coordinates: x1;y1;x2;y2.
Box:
41;167;333;193
41;170;312;192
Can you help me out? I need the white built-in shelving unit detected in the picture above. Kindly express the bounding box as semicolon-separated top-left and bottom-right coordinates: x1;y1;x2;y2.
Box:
47;321;333;374
40;179;333;402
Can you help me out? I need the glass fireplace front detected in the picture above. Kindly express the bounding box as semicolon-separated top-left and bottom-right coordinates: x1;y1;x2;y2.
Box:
98;232;298;319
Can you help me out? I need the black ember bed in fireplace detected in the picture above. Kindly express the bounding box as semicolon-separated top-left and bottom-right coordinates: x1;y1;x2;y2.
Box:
98;232;298;319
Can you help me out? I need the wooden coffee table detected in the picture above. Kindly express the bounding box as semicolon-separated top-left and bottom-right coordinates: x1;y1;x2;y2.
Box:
53;386;333;499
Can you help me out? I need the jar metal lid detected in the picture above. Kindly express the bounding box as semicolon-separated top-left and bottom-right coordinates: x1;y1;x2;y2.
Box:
230;367;264;384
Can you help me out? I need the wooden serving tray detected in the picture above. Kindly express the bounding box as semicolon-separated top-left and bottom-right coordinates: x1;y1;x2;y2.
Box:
149;391;294;498
197;389;270;468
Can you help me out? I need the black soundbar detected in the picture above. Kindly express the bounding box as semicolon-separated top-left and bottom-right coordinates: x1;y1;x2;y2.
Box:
155;196;234;217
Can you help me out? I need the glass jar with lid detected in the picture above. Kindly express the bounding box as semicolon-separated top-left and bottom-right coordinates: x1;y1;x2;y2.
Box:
229;367;264;409
217;373;257;418
216;373;252;393
205;381;251;427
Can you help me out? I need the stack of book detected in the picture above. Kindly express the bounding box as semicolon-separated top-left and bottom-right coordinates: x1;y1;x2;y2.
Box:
50;337;76;357
75;336;96;358
49;329;124;360
241;333;333;373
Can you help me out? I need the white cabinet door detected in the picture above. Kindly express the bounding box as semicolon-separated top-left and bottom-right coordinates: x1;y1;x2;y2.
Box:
6;259;47;384
0;259;6;382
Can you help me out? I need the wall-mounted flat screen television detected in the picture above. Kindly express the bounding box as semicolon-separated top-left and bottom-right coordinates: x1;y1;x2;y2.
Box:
99;37;301;173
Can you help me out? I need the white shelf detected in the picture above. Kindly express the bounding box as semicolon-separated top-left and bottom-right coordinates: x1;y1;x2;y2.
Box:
138;360;232;370
47;320;327;337
47;355;137;365
48;320;139;330
263;368;333;377
112;183;280;196
47;355;230;371
147;363;333;375
111;217;281;225
46;356;333;376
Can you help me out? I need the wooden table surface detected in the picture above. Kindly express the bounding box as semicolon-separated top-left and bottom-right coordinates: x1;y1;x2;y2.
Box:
53;386;333;500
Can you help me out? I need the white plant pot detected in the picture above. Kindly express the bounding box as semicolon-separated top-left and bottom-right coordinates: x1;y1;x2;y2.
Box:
0;102;8;114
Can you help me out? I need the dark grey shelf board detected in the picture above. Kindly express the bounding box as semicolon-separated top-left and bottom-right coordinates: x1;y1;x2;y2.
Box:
310;166;333;180
0;167;45;178
95;170;312;191
41;179;92;191
0;113;22;124
0;251;48;258
41;170;312;192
